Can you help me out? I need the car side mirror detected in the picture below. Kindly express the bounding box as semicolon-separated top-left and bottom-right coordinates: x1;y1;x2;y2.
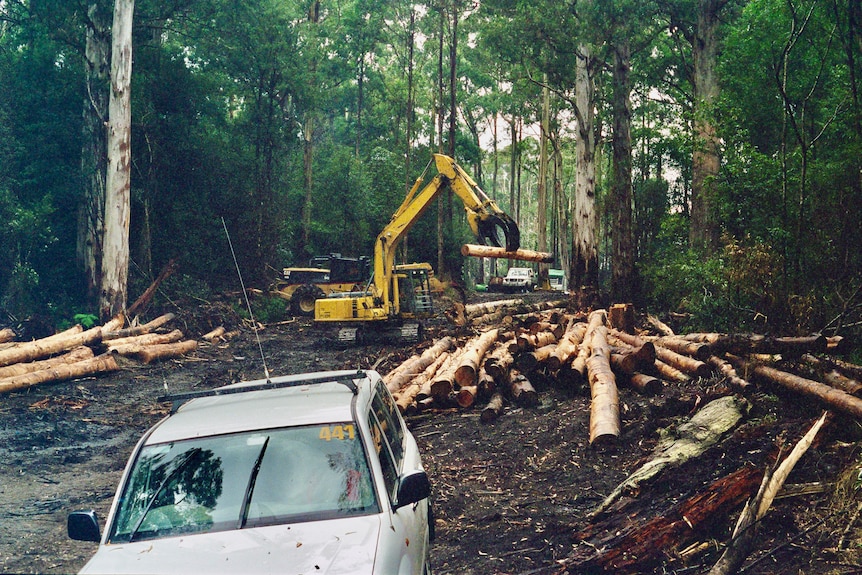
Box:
393;470;431;511
68;510;101;542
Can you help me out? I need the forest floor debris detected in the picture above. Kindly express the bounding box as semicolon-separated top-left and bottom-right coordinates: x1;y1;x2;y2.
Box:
0;291;861;574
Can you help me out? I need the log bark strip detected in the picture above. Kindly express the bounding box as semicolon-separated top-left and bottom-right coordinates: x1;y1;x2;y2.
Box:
567;466;762;573
460;243;554;263
591;395;749;517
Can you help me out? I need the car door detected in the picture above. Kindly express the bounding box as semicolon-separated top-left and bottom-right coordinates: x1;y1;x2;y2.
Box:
366;383;429;574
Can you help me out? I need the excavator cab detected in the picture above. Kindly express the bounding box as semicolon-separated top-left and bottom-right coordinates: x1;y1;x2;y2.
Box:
394;263;435;318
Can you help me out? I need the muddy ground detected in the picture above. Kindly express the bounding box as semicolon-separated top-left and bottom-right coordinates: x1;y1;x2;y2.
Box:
1;291;862;574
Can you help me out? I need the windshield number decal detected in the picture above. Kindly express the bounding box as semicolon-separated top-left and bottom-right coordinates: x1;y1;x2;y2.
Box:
319;424;356;441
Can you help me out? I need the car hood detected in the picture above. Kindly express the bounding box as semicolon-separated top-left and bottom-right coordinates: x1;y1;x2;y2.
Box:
79;515;381;575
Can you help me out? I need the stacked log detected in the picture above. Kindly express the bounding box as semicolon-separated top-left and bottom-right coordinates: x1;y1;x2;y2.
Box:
382;299;862;468
384;336;455;393
0;313;200;396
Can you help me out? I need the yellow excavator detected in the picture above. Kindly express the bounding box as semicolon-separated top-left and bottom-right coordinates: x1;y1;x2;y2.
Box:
314;153;520;343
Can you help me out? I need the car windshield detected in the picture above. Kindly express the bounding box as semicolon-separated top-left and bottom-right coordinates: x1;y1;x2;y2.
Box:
109;423;378;543
509;269;529;277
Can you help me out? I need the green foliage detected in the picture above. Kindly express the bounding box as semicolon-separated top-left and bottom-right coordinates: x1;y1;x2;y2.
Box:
235;294;289;324
0;0;858;342
640;215;733;332
73;313;99;329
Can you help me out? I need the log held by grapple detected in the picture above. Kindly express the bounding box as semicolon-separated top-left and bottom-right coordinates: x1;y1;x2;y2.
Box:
460;243;554;263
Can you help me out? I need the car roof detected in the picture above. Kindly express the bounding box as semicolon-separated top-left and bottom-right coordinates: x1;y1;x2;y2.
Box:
146;370;373;445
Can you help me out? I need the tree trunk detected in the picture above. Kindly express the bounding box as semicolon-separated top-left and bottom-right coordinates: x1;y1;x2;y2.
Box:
587;323;620;448
730;355;862;419
79;1;111;308
300;1;320;258
102;312;175;340
537;76;550;289
707;355;751;391
484;342;514;381
106;329;185;354
508;368;538;407
689;0;723;252
547;322;588;372
133;340;198;364
99;0;135;320
572;32;599;292
481;391;505;423
517;343;558;372
611;40;635;302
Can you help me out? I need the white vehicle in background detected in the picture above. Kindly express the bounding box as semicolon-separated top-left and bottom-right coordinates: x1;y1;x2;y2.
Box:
68;370;433;574
502;267;537;293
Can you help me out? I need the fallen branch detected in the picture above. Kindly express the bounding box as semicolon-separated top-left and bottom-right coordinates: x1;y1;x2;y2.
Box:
708;412;828;575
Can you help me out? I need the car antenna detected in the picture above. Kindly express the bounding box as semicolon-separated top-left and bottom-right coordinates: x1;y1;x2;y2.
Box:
222;217;271;382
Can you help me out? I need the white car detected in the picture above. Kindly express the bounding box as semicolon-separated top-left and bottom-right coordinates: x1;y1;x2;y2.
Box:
68;370;433;574
502;267;536;293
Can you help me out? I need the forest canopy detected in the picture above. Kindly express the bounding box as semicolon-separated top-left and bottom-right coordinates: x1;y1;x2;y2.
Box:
0;0;859;343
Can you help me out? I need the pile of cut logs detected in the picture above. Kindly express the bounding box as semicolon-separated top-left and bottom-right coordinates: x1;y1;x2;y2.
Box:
0;313;210;396
385;299;862;448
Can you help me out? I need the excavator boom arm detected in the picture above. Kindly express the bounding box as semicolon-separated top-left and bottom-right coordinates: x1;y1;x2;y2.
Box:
372;154;520;314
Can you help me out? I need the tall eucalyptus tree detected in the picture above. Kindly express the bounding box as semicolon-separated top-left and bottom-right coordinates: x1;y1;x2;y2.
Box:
658;0;742;253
